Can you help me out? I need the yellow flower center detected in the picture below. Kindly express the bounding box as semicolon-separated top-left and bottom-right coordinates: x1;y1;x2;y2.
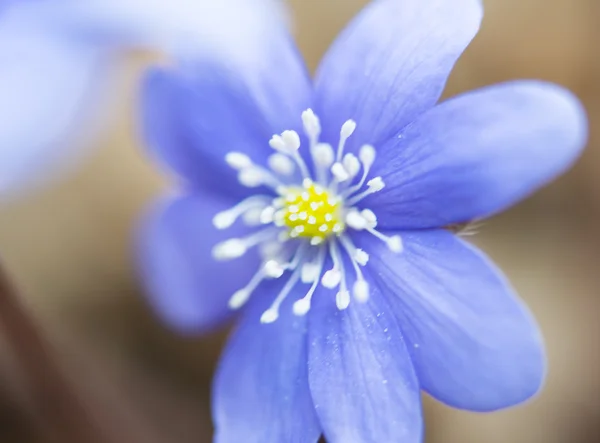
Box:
283;181;344;241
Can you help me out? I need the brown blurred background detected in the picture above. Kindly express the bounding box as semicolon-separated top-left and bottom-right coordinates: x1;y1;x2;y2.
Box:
1;0;599;441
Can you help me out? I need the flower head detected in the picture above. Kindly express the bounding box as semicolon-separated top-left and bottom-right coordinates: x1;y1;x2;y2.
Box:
139;0;588;441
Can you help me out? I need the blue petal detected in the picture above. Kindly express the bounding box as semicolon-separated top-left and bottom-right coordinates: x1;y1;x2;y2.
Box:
213;283;321;443
0;19;108;199
137;192;261;333
141;29;312;196
307;280;422;442
354;229;546;411
366;81;588;229
314;0;482;149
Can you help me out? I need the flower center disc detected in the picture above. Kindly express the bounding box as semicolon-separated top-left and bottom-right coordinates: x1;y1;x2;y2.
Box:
283;180;344;240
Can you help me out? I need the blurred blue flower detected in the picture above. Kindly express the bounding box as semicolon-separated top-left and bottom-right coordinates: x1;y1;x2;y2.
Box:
139;0;588;441
0;0;284;199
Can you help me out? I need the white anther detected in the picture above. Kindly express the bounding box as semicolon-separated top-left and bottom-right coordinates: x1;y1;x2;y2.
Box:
354;249;370;266
238;168;264;187
298;211;308;220
293;298;311;316
387;235;404;253
301;262;320;283
294;225;305;234
361;209;378;227
212;211;236;229
242;207;263;226
307;216;317;225
322;269;341;288
229;289;251;309
359;145;376;168
346;210;368;230
225;152;252;170
353;280;370;303
260;206;276;224
336;290;351;310
260;309;279;324
332;223;343;233
281;130;301;151
343;154;361;178
341;120;357;139
269;134;286;152
212;239;247;260
264;260;285;278
302;109;321;140
259;241;283;259
312;143;335;167
310;236;324;245
268;153;295;176
319;224;329;233
367;177;385;192
331;162;350;182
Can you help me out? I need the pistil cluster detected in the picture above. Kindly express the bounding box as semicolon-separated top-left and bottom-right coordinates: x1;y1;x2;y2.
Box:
212;109;402;323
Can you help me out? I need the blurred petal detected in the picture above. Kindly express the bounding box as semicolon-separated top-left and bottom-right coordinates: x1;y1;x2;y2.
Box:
366;81;588;229
138;192;261;333
141;31;312;196
24;0;288;55
354;229;546;411
0;0;288;199
0;20;109;200
308;280;422;442
213;285;321;443
315;0;482;149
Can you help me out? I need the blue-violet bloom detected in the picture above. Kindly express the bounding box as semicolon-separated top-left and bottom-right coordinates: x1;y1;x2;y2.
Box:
139;0;588;442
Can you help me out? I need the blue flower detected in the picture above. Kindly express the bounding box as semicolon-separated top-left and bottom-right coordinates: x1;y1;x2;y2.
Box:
0;0;283;199
139;0;588;441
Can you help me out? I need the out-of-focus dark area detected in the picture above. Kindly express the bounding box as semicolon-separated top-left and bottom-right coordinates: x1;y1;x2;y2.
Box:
0;0;599;441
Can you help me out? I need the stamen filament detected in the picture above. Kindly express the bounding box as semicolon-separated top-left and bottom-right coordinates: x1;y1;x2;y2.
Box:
260;267;302;324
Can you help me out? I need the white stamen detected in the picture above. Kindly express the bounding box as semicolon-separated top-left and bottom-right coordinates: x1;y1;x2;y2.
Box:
336;290;350;310
367;229;404;253
261;267;302;324
292;298;312;316
213;212;237;230
260;206;276;224
353;280;370;302
264;260;285;278
355;249;369;266
229;289;252;309
212;239;247;260
386;235;403;252
238;167;265;187
225;152;253;170
337;119;357;162
331;162;350;182
345;210;368;230
359;144;376;168
367;177;385;192
242;207;264;226
301;262;319;283
281;130;301;151
312;143;335;167
346;177;386;205
269;134;287;152
302;109;321;145
343;153;361;178
361;209;377;226
321;269;341;288
293;248;327;316
268;153;295;176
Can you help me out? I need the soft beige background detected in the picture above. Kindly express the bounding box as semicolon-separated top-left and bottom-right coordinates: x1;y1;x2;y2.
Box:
1;0;599;441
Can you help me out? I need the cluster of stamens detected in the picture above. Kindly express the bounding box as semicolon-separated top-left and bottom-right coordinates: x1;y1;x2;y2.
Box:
211;109;402;323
